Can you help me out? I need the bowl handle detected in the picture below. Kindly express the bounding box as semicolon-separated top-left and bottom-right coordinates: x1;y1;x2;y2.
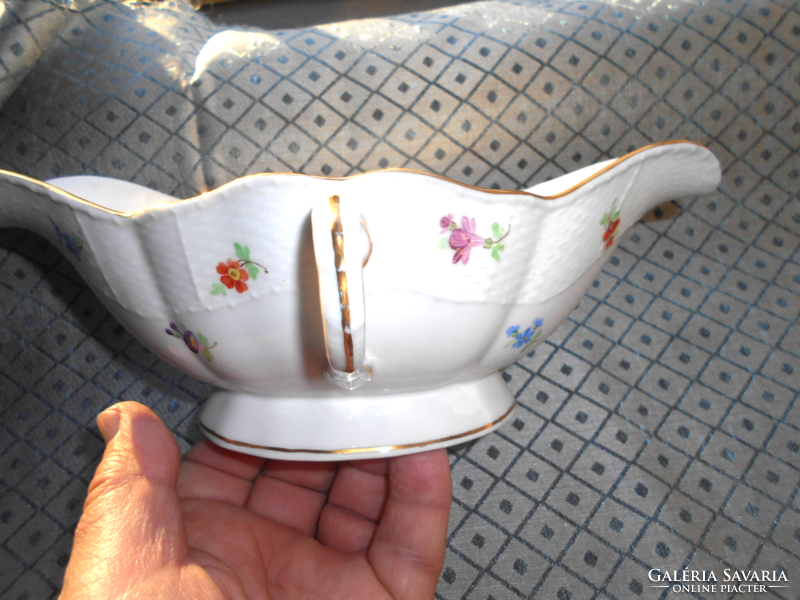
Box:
311;194;372;390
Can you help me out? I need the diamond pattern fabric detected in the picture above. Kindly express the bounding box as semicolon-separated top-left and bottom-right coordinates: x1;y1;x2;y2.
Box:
0;0;799;598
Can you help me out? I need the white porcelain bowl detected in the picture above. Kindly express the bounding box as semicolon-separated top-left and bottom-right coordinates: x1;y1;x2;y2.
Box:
0;141;720;459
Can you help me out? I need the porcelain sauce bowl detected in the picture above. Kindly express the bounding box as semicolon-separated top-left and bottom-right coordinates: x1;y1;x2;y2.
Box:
0;141;720;459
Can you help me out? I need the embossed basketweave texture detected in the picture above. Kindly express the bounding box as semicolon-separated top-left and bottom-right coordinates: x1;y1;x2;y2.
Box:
0;0;799;598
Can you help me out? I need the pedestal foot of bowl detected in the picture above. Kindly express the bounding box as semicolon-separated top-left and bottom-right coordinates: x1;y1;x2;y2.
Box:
198;372;516;460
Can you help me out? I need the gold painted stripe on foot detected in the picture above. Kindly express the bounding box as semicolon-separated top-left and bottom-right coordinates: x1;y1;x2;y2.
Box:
199;401;516;455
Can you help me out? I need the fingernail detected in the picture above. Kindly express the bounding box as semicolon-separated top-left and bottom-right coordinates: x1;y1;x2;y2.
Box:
97;409;121;443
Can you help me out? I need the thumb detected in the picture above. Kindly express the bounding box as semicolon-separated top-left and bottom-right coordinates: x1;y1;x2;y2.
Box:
61;401;188;597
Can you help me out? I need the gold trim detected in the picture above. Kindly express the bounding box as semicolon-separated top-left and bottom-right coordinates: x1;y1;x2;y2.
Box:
0;140;709;218
199;401;516;454
328;195;355;373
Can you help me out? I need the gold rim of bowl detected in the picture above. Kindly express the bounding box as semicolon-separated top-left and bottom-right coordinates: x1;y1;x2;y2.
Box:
0;139;708;218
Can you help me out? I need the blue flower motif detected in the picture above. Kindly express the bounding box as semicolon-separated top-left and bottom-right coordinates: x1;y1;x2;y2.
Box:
507;318;545;351
49;217;83;261
64;235;82;261
513;336;530;348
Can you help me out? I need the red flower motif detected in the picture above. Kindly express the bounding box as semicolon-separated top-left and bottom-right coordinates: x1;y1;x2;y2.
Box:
603;217;620;250
216;259;250;293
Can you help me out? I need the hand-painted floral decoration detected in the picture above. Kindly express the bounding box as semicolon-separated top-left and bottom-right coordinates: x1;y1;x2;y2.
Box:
165;322;216;361
438;215;510;264
601;201;621;250
506;318;544;353
49;217;83;261
211;243;268;296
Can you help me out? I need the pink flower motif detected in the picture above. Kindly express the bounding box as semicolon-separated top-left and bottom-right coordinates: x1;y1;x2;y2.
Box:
440;214;454;233
449;216;486;265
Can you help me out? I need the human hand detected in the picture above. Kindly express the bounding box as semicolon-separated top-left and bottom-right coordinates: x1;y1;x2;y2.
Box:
60;401;451;600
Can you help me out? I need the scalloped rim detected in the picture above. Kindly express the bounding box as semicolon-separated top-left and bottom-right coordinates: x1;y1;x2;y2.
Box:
0;140;709;218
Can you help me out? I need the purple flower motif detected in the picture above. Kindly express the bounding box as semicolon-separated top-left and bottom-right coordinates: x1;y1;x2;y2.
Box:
449;217;486;265
166;322;216;361
439;214;455;233
439;215;510;264
184;330;200;354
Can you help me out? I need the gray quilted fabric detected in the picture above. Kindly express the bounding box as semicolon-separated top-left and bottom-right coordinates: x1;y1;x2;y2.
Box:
0;0;799;598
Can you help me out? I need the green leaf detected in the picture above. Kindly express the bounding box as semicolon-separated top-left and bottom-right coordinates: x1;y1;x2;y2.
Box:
497;244;504;251
247;264;259;280
234;243;250;261
491;247;501;261
210;283;227;296
612;208;620;219
202;349;214;362
601;213;609;226
492;222;501;238
533;329;542;339
197;332;209;346
438;238;448;250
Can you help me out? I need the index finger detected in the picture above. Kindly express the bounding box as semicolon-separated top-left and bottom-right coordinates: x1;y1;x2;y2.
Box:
185;438;266;481
367;449;452;600
178;439;266;505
